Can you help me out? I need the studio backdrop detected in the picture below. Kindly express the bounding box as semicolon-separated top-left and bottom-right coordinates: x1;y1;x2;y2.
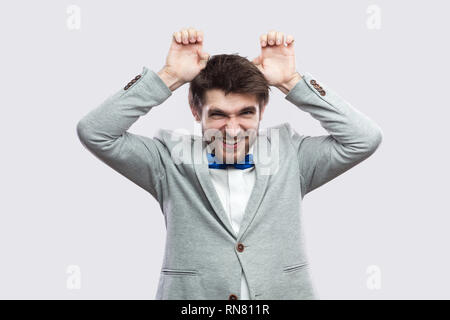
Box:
0;0;448;299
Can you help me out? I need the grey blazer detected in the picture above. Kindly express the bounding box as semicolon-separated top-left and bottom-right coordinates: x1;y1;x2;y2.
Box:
76;66;383;300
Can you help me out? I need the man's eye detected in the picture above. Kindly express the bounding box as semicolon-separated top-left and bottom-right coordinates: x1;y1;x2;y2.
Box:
210;111;253;117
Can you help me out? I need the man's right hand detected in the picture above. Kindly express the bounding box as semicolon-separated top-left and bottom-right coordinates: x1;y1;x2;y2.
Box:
157;27;210;91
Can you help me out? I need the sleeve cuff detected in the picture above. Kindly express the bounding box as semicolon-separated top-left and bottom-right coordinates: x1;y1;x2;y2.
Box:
284;72;317;104
139;66;173;100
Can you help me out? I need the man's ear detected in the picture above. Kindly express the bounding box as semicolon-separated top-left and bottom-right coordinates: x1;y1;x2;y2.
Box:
188;90;201;122
191;107;201;122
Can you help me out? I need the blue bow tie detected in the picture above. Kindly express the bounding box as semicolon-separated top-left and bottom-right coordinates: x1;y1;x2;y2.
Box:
207;153;254;170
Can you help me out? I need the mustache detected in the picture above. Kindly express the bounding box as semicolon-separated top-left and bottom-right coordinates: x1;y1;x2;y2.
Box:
202;128;257;143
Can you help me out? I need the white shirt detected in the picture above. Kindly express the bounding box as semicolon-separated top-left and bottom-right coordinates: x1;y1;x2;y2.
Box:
206;144;256;300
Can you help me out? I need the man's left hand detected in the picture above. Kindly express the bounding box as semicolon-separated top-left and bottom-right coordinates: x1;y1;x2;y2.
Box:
252;30;302;94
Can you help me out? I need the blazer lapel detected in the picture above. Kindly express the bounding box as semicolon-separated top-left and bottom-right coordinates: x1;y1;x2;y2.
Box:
192;137;238;239
236;132;279;241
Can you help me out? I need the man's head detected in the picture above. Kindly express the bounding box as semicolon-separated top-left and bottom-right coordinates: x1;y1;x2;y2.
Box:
188;53;270;164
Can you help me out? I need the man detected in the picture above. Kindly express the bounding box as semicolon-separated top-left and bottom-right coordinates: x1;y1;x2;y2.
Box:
76;27;383;300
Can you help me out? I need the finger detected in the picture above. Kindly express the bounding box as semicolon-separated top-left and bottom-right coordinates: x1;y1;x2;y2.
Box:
188;28;197;43
181;29;189;44
173;31;182;44
198;49;210;68
286;34;295;46
260;34;268;47
197;30;204;42
252;55;261;65
198;49;209;60
276;32;284;45
267;30;276;45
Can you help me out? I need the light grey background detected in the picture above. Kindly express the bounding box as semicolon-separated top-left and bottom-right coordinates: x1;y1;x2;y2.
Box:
0;0;449;299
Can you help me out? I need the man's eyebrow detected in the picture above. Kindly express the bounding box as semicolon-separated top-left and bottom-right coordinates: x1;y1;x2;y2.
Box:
240;106;257;112
208;106;257;115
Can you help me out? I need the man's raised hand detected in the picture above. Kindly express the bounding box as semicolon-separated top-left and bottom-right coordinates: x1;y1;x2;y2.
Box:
251;30;302;93
158;27;210;91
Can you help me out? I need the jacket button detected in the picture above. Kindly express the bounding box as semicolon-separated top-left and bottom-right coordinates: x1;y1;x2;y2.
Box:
229;294;238;300
134;75;141;80
310;80;317;85
319;90;326;96
237;243;245;252
124;85;130;90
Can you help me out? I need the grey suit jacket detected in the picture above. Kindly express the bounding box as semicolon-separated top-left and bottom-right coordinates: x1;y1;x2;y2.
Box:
76;66;383;300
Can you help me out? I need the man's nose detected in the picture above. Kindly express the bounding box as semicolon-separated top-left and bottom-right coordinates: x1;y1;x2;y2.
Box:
224;121;242;140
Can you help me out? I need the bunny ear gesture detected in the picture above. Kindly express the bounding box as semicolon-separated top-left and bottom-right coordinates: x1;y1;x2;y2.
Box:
161;27;210;85
251;31;301;89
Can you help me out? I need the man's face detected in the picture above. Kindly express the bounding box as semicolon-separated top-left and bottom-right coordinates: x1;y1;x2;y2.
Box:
191;89;265;164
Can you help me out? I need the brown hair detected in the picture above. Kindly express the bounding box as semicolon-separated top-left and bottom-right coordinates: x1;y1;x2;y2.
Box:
188;53;270;115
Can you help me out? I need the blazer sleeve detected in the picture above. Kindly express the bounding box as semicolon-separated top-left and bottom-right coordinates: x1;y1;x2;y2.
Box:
283;72;383;198
76;66;172;202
